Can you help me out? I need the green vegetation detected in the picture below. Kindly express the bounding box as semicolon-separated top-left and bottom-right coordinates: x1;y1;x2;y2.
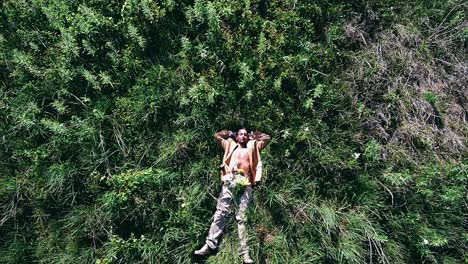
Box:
1;0;466;263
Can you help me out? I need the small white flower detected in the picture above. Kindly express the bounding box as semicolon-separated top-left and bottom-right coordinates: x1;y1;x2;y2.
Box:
353;153;361;159
304;127;309;132
423;239;429;245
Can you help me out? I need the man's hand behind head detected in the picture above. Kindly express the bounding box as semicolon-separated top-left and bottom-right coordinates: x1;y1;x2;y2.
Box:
228;130;237;139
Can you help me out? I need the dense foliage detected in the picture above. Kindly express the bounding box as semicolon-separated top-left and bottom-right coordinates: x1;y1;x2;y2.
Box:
1;0;466;263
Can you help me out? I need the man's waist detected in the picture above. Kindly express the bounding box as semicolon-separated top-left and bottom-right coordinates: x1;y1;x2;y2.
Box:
219;164;252;175
221;172;251;187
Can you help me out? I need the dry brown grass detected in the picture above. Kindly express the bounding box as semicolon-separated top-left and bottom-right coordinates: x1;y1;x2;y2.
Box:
344;23;467;163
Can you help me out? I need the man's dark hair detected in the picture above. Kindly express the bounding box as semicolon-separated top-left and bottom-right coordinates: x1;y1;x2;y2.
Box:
237;127;248;133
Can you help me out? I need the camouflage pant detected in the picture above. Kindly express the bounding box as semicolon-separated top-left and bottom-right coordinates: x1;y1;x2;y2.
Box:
205;180;253;255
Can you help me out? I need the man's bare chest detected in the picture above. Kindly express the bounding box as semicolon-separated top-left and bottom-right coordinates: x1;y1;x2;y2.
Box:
232;148;249;162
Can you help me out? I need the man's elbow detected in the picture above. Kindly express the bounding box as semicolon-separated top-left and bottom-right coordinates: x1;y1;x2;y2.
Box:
261;133;271;143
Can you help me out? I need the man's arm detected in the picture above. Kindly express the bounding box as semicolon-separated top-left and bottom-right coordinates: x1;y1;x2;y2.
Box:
253;131;271;151
214;129;233;150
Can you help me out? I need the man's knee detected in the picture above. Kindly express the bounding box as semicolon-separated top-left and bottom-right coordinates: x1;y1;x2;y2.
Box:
235;213;245;223
214;206;230;218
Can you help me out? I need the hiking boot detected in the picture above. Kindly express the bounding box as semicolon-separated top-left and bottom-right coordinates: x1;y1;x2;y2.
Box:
242;253;254;264
194;244;212;256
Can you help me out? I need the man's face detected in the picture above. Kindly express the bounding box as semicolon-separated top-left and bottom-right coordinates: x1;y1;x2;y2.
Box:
236;129;249;144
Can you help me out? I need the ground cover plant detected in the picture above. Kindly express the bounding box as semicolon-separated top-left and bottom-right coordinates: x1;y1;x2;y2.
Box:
0;0;466;263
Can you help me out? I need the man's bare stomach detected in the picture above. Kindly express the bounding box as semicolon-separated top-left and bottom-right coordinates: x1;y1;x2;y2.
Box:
235;163;251;176
230;148;251;176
